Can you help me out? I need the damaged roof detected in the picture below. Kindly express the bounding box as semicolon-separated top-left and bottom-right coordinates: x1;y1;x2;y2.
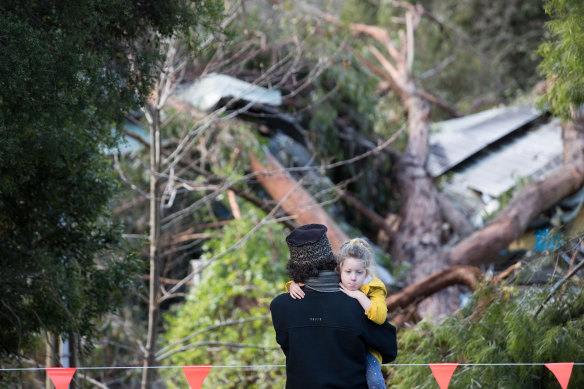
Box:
177;73;282;111
428;105;563;197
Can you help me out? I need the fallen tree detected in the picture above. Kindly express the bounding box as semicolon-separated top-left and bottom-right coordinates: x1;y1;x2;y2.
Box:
249;148;485;321
325;3;584;320
245;3;584;322
249;153;349;250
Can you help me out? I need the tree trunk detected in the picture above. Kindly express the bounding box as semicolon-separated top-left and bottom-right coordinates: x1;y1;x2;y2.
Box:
68;333;78;389
391;82;450;318
142;106;162;389
563;114;584;164
341;8;456;318
45;332;59;389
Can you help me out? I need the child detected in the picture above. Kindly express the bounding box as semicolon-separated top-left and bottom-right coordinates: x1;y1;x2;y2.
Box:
287;238;388;389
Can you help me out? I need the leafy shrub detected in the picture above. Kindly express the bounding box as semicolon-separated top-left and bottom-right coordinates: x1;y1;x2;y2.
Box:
160;207;289;388
387;281;584;388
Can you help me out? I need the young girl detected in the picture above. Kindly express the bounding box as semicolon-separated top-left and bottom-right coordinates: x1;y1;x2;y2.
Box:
287;238;388;389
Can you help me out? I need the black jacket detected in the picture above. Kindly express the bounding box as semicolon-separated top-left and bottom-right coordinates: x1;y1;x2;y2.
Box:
270;290;398;389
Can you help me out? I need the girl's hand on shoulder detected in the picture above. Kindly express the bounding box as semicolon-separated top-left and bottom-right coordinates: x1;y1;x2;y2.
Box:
289;282;305;299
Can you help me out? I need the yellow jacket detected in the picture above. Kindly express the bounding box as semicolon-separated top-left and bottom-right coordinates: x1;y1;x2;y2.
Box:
360;276;387;364
360;276;388;325
285;276;388;363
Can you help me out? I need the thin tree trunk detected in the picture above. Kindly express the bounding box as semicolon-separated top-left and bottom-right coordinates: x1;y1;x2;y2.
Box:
68;333;77;389
45;332;59;389
139;37;183;389
142;107;162;389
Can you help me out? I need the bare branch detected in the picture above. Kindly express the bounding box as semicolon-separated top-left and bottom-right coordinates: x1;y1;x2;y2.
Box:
156;315;271;359
140;275;195;286
405;12;414;73
349;22;400;61
162;186;299;296
338;189;399;242
368;45;400;85
535;258;584;317
156;341;279;362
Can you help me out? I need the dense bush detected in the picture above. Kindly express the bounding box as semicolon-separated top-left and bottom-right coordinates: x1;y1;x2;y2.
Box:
160;208;289;388
387;277;584;388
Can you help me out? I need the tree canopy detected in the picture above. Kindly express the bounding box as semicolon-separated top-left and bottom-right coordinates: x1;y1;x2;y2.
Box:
0;0;222;358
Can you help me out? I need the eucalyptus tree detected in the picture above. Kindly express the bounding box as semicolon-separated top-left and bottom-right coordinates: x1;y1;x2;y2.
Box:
0;0;220;375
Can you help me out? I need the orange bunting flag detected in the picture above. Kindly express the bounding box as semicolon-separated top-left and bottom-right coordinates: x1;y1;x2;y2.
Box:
46;367;76;389
546;362;574;389
182;365;212;389
429;363;459;389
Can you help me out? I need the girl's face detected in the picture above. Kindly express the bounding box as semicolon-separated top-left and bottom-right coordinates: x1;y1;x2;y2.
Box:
340;257;368;291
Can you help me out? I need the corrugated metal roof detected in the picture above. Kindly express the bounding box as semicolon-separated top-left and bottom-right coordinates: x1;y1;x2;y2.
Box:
449;118;563;197
427;105;541;176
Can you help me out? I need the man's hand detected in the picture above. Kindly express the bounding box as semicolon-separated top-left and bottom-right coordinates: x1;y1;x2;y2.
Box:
289;282;305;299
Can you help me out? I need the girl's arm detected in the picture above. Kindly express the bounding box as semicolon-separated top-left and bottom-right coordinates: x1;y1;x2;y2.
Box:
286;281;305;299
364;281;388;324
339;283;371;312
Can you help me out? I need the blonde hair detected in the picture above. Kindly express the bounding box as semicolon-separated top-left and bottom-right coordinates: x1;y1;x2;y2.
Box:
337;238;376;276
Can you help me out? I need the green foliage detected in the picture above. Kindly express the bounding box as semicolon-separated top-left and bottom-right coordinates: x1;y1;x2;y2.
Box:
387;281;584;388
0;0;222;359
340;0;547;112
340;0;381;25
211;121;266;180
538;0;584;119
0;124;142;355
310;59;380;138
307;58;401;218
421;0;546;111
302;0;547;233
160;208;289;388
